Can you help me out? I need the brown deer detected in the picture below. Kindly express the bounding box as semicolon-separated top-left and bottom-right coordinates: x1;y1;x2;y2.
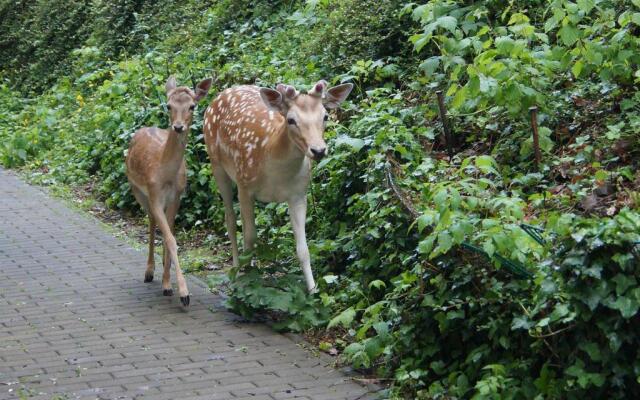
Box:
202;80;353;293
125;76;212;306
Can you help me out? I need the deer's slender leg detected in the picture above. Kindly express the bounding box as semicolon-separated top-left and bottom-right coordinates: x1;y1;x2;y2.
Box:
214;166;239;268
238;186;257;254
148;196;189;306
161;198;174;296
144;214;156;282
130;185;155;282
288;196;316;293
163;196;186;299
161;227;172;297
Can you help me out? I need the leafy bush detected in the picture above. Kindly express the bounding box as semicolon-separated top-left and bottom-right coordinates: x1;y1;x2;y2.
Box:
295;0;412;74
0;0;94;94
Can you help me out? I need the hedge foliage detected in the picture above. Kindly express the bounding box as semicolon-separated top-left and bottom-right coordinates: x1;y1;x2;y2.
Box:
1;1;640;398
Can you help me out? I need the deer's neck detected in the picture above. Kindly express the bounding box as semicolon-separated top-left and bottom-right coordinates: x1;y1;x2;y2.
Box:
161;129;188;168
253;124;310;202
268;124;305;168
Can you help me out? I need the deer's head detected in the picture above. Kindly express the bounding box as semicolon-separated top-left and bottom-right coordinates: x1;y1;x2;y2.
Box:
259;80;353;161
165;76;213;134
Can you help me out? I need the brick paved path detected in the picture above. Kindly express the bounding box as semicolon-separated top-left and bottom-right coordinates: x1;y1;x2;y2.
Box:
0;169;377;400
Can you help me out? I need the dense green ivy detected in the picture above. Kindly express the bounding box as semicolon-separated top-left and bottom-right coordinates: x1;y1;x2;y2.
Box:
1;1;640;398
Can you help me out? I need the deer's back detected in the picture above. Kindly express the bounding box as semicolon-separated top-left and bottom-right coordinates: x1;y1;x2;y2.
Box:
126;127;185;192
203;86;285;185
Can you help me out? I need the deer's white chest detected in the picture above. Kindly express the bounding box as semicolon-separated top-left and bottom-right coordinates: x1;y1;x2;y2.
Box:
252;157;311;203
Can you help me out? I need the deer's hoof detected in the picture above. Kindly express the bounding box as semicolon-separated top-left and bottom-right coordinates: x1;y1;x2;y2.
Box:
163;289;173;296
144;272;154;283
180;296;190;307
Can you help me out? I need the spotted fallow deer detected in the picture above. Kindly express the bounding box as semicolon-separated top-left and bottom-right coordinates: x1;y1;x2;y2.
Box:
202;80;353;293
125;76;212;306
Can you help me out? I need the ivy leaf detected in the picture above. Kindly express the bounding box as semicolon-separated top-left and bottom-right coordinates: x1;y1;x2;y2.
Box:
431;232;453;258
447;309;465;320
269;294;295;312
373;321;390;337
110;84;126;95
495;36;516;53
364;338;384;360
577;0;595;14
323;275;339;284
417;214;432;233
589;373;605;387
544;11;564;32
608;332;622;352
541;278;557;294
450;223;466;243
572;59;584;78
433;189;448;208
558;25;580;46
580;342;602;361
549;304;569;322
479;74;497;94
475;155;498;174
612;274;636;295
451;86;467;109
437;16;458;32
368;280;386;290
419;57;440;75
608;296;639;319
418;236;435;255
410;33;431;53
537;317;550;327
483;240;496;257
328;307;356;329
538;127;555;153
511;316;532;330
334;135;365;151
565;362;585;378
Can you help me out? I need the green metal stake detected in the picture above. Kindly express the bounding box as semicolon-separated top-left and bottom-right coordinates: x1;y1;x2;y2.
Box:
529;106;542;171
436;90;454;160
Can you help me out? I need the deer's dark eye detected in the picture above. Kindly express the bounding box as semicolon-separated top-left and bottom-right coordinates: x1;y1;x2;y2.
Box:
287;118;297;126
167;105;172;111
189;105;195;111
323;114;329;121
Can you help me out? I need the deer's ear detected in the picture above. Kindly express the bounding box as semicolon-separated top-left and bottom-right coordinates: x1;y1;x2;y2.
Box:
194;78;212;101
165;76;177;95
324;83;354;109
259;87;284;113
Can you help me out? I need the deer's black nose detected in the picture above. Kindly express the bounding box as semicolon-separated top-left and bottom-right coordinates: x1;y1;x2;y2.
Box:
310;147;326;160
173;124;184;133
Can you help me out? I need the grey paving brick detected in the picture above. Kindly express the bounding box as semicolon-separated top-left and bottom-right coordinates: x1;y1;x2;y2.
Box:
0;168;378;400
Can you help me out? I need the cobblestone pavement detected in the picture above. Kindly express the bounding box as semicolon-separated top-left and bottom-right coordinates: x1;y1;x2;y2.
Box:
0;169;377;400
